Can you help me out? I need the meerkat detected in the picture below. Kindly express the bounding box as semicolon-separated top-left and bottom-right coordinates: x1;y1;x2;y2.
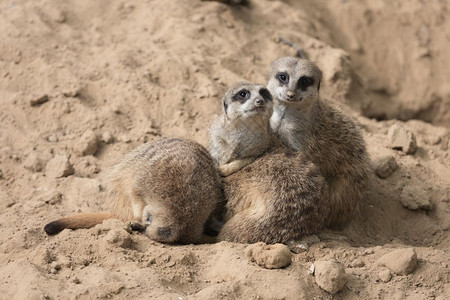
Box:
268;57;371;227
44;137;224;244
209;82;329;244
209;82;276;176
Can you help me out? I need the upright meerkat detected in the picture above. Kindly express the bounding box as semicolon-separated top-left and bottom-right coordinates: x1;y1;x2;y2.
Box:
268;57;371;227
44;138;224;244
210;82;276;176
210;82;329;244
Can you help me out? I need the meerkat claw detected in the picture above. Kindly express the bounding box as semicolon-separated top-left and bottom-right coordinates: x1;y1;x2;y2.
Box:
129;221;147;232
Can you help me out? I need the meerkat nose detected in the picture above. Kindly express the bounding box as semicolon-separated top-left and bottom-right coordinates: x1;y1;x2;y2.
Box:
255;98;265;106
286;91;295;99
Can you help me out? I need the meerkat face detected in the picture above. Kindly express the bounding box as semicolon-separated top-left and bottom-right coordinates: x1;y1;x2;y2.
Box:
268;57;322;105
142;205;178;243
223;82;273;121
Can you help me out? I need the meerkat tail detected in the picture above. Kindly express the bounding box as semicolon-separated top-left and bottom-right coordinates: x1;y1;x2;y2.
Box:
44;212;115;235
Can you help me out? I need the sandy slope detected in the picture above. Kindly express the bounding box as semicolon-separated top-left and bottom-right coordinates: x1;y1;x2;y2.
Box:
0;0;449;299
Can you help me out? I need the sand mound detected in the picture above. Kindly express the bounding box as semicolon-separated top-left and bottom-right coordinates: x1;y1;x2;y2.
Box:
0;0;449;298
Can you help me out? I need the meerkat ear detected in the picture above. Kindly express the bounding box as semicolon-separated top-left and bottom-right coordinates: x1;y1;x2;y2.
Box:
317;80;321;91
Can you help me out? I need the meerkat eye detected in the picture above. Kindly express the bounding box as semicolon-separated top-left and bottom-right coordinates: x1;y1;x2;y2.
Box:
233;89;250;102
298;76;315;91
276;72;289;83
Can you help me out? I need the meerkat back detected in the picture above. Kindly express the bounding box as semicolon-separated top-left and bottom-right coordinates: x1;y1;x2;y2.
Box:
108;137;224;244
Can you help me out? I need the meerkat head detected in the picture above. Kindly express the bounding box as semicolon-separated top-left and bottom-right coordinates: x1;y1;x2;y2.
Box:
222;82;273;122
142;205;179;243
268;57;322;105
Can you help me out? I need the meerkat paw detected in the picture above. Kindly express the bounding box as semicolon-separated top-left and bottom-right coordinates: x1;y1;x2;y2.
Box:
286;235;320;253
220;157;256;176
129;221;146;232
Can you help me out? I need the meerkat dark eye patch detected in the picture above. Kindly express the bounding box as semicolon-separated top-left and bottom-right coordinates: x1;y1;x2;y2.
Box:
276;72;289;84
259;88;273;101
233;89;250;103
298;76;315;91
146;213;153;224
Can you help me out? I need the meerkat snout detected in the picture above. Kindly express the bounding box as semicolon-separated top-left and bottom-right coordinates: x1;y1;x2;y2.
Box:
286;91;295;100
255;98;265;106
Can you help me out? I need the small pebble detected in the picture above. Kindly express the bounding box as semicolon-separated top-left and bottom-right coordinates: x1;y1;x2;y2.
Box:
36;190;62;205
245;242;292;269
378;268;392;282
104;229;131;248
388;124;417;155
47;135;59;142
50;261;61;270
62;85;81;97
74;130;98;156
101;131;114;144
424;136;441;145
376;248;417;275
374;155;398;179
349;258;365;268
23;152;44;172
118;135;132;143
400;185;432;211
72;277;81;284
29;94;49;106
45;155;74;178
314;260;347;295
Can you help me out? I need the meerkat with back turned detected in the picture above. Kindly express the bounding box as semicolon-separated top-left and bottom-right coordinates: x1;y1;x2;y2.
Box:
268;57;371;227
210;82;329;244
44;137;224;244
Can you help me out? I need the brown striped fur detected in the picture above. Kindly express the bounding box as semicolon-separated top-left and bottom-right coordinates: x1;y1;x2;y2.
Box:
209;82;276;175
268;57;372;227
210;83;329;244
218;148;329;243
44;138;224;244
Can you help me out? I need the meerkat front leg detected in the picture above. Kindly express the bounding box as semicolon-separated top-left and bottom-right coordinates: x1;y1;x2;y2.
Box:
219;157;257;176
129;193;147;231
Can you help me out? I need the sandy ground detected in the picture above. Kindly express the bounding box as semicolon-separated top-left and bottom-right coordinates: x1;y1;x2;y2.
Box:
0;0;449;299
